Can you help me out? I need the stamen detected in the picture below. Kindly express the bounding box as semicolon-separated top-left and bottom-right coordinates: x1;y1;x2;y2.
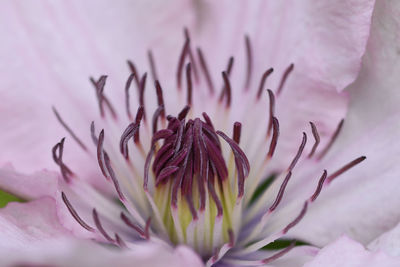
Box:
176;38;190;90
184;28;199;83
61;192;94;232
287;132;307;172
317;119;344;160
52;107;87;151
144;217;152;239
267;117;280;158
127;60;142;90
52;138;73;183
266;89;276;137
207;179;223;217
256;68;274;100
282;201;308;234
327;156;366;183
233;122;242;144
90;76;117;119
308;122;320;158
155;80;166;119
310;170;328;202
219;72;232;108
202;112;215;130
124;73;135;120
97;129;110;180
261;240;296;264
104;152;125;201
197;47;215;94
178;105;191;121
186;63;193;106
244;35;253;90
269;171;292;212
133;106;144;143
92;208;115;242
152;106;165;134
147;50;159;82
115;233;127;248
276;63;294;96
120;212;147;238
139;73;147;120
120;123;140;159
90;121;98;145
226;56;235;76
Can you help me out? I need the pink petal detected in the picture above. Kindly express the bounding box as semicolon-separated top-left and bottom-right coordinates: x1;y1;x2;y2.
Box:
0;197;72;249
0;163;58;199
369;221;400;257
304;236;400;267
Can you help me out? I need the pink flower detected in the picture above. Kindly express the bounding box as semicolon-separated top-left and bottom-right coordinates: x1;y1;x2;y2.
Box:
1;0;400;266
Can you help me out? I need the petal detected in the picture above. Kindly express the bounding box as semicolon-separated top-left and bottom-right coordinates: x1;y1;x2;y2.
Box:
304;236;400;267
289;0;400;246
0;197;72;249
1;238;204;267
369;221;400;257
0;163;58;199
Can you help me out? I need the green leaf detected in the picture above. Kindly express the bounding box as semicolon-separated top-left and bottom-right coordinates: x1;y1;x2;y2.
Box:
0;190;25;208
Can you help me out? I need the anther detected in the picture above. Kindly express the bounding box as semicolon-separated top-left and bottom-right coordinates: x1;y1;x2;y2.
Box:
276;63;294;96
244;35;253;91
139;73;147;120
197;47;215;94
124;73;135;120
266;89;276;137
92;208;115;242
120;212;147;239
127;60;142;90
310;170;328;202
90;76;117;119
269;171;292;212
282;201;308;234
52;138;73;183
318;119;344;160
152;106;165;134
155;80;166;119
147;50;158;82
327;156;366;183
308;122;320;158
257;68;274;100
261;240;296;264
133;106;144;143
220;72;232;107
61;192;94;232
186;63;193;106
184;28;199;83
267;117;280;158
287;132;307;172
233;122;242;144
97;129;110;180
177;38;190;90
52;107;87;151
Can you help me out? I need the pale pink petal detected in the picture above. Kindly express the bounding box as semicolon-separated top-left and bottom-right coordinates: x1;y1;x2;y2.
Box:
1;238;204;267
304;236;400;267
289;0;400;246
0;163;58;199
369;221;400;257
0;197;72;249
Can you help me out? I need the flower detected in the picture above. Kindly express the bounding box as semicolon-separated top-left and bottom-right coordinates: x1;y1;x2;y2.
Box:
1;0;400;266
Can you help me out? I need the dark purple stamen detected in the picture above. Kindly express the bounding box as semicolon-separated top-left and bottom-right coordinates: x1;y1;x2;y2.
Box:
287;132;307;172
61;192;94;232
152;105;165;134
233;122;242;144
120;212;147;239
266;89;276;137
267;117;280;158
148;50;158;82
90;121;99;145
282;201;308;234
220;71;232;107
269;171;292;212
308;122;320;158
186;63;193;106
256;68;274;100
92;208;115;242
276;63;294;96
115;233;127;248
318;119;344;160
120;123;140;159
327;156;366;183
90;76;117;119
178;105;191;121
97;129;110;180
177;38;190;90
197;47;215;94
310;170;328;202
184;28;199;83
155;80;166;119
262;240;296;264
52;107;87;151
124;73;135;120
133;106;144;143
244;35;253;90
52;138;73;183
127;60;142;90
104;152;125;201
139;73;147;121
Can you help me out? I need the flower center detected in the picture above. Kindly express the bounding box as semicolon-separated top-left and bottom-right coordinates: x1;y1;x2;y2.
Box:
144;113;249;255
